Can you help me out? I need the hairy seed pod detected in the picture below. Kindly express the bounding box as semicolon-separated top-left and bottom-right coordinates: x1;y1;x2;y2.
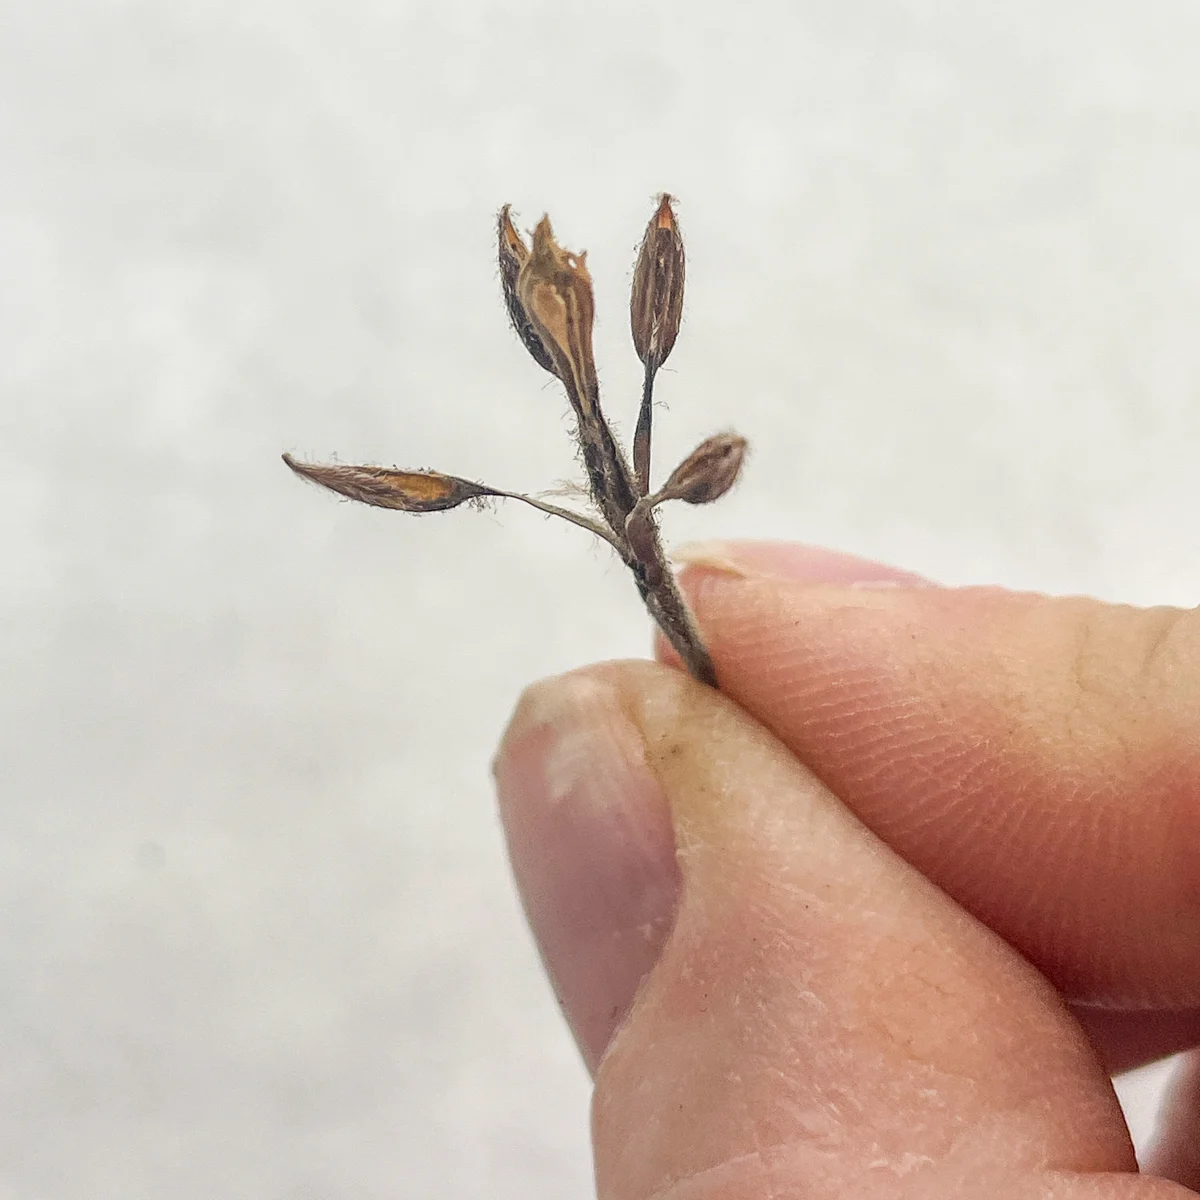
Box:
282;454;492;512
659;432;747;505
630;193;685;370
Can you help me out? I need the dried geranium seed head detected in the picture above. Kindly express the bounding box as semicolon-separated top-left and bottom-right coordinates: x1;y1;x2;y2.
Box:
516;217;600;417
282;196;728;691
497;206;557;377
630;193;685;370
281;454;493;512
659;432;747;505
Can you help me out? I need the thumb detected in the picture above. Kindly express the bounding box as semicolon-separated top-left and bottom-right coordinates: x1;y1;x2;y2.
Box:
497;662;1187;1199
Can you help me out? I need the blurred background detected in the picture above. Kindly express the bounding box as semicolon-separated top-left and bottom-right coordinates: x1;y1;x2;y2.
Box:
3;0;1199;1195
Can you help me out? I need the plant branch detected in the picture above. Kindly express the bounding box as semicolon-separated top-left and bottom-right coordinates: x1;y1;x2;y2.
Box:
488;489;623;550
633;359;656;497
285;196;738;692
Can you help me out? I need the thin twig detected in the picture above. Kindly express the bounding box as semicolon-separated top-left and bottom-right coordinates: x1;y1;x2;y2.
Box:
489;489;623;550
633;358;656;497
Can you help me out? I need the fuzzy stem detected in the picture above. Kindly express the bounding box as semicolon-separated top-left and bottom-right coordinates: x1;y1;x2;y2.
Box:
640;566;717;688
632;359;657;497
489;489;622;550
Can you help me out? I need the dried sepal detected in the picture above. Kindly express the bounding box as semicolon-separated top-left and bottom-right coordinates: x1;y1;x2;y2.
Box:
516;217;600;419
282;453;493;512
658;432;746;505
497;207;558;377
630;194;685;370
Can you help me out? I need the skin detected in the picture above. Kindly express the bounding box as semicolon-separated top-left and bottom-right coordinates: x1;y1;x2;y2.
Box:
492;541;1200;1198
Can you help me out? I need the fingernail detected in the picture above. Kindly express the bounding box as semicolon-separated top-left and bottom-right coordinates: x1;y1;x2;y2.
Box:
493;670;680;1073
671;540;937;588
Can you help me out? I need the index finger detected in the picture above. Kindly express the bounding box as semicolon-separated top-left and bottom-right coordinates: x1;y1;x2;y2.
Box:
663;542;1200;1020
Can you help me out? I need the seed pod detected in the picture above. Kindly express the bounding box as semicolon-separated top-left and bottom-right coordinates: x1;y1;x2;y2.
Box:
630;194;685;370
516;217;600;418
497;206;557;377
282;454;493;512
659;432;747;505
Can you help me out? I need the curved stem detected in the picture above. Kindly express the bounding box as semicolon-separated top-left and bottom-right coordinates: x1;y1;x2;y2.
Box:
488;488;623;551
632;359;657;497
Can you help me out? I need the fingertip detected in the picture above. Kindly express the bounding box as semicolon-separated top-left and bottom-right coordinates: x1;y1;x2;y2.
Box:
658;538;936;672
671;539;938;587
663;545;1200;1010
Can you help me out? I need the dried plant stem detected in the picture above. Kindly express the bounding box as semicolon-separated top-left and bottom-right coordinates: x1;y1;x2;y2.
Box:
632;359;656;497
553;368;715;680
576;403;641;538
489;489;621;549
632;535;717;688
577;394;717;685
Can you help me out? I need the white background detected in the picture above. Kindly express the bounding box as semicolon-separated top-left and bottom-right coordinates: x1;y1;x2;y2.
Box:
3;1;1198;1195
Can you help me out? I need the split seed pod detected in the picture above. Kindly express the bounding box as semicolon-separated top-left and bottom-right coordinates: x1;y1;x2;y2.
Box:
516;218;601;419
497;206;557;377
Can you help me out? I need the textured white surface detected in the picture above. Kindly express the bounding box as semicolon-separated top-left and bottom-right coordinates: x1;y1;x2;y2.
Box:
3;1;1198;1195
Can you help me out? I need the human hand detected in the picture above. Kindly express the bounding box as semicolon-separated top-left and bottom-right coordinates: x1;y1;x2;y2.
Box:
493;542;1200;1198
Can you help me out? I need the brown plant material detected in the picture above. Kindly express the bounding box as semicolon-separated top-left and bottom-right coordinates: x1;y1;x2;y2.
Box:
630;194;686;494
517;220;600;417
517;217;638;539
282;455;492;512
659;432;747;505
283;197;750;689
631;193;685;370
497;206;557;377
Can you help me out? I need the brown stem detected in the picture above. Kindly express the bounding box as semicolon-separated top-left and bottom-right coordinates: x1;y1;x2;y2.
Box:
623;498;716;687
640;567;717;688
489;489;623;550
632;359;657;497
